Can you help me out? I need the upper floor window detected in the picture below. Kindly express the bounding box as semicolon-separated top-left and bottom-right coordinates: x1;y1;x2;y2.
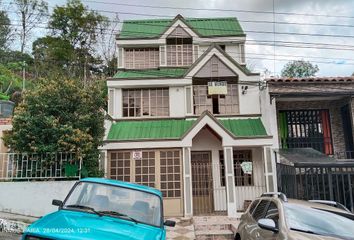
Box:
166;38;193;66
193;84;239;115
123;88;169;117
125;48;159;69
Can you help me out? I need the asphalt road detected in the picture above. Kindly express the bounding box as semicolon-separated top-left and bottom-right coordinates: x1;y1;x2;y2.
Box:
0;232;21;240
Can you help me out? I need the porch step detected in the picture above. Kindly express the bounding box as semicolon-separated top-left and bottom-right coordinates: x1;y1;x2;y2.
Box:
195;229;234;240
193;216;240;240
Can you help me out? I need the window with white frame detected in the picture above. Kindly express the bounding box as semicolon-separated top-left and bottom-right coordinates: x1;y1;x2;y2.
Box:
166;38;193;66
122;88;169;117
124;48;159;69
193;84;239;115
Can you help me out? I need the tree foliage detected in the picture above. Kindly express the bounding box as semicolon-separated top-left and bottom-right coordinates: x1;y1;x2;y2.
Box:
3;79;105;176
31;0;109;81
0;11;11;50
281;60;319;78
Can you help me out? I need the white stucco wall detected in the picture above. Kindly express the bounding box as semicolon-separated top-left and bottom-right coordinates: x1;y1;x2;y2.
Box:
170;86;186;117
260;89;279;148
0;181;77;217
238;84;261;115
225;44;241;63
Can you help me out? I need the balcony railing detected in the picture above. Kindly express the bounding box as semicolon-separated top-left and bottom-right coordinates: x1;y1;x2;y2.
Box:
335;151;354;160
0;153;81;181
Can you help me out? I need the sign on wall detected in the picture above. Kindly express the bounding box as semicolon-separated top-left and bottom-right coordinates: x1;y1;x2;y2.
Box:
208;81;227;95
132;150;142;160
241;161;253;175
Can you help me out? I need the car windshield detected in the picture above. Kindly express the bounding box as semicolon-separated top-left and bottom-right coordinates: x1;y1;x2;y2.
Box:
285;204;354;239
63;182;162;227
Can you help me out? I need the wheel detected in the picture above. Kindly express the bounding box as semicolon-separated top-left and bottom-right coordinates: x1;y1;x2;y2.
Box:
234;233;241;240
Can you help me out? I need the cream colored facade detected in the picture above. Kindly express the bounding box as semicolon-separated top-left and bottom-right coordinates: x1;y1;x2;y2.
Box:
102;15;279;217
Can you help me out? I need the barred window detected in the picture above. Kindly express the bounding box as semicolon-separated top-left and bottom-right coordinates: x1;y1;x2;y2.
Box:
220;150;253;186
193;84;239;115
160;150;181;198
123;88;169;117
110;152;130;182
124;48;159;69
135;151;156;188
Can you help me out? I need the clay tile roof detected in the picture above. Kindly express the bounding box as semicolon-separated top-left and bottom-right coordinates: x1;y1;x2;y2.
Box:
266;76;354;83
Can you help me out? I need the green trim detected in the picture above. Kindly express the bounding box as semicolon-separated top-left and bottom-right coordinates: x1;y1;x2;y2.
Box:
118;17;245;39
107;117;268;141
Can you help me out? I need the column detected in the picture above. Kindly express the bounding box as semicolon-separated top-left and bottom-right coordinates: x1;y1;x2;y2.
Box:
183;147;193;217
223;146;237;217
263;147;277;192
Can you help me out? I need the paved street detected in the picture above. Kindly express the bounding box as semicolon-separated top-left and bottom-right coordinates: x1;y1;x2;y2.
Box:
0;232;21;240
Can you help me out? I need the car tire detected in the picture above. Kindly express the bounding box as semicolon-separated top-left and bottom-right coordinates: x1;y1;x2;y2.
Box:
234;233;241;240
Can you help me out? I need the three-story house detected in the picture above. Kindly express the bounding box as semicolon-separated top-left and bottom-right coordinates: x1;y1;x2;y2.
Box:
102;15;278;218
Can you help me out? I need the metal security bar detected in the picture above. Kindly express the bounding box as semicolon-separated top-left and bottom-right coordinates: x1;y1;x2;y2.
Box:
191;161;226;215
277;162;354;212
279;110;333;155
0;153;81;180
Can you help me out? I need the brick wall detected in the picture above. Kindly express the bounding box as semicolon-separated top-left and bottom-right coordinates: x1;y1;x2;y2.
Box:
0;118;11;125
276;98;350;154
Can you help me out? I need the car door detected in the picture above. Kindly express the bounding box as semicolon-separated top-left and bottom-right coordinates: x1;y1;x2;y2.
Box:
246;200;270;239
258;201;280;240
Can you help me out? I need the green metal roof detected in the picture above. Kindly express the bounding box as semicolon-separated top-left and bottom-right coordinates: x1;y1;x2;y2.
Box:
118;17;244;39
220;118;267;137
107;119;195;140
107;118;268;141
113;68;188;79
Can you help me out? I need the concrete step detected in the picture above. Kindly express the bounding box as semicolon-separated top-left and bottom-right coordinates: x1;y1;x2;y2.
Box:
195;229;234;240
194;223;231;231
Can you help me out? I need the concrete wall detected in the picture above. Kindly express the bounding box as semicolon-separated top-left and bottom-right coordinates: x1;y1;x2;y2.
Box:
0;181;77;217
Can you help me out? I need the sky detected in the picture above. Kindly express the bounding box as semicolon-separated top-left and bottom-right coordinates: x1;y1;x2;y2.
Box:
3;0;354;77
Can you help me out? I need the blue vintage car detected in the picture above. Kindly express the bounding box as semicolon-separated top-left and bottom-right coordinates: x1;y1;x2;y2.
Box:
22;178;175;240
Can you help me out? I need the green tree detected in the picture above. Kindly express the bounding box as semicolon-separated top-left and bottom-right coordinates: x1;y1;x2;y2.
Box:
4;79;105;176
0;11;11;50
48;0;108;82
281;60;319;78
0;64;22;101
32;36;75;78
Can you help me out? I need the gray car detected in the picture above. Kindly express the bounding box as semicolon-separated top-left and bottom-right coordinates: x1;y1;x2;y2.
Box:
235;192;354;240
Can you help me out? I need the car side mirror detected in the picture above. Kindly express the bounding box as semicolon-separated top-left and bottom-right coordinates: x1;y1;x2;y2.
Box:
52;199;63;207
258;218;278;233
164;220;176;227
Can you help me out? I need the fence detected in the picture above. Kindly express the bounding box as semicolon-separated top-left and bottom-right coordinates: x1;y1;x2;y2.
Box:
0;153;81;180
277;162;354;212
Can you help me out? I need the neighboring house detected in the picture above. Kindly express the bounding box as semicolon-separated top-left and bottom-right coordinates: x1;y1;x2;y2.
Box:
102;14;278;218
267;76;354;211
268;76;354;158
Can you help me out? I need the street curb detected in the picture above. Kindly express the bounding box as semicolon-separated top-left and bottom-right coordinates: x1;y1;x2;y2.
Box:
0;218;29;234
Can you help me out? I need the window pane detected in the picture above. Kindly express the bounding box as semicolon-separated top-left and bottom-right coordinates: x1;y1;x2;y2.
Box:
160;150;182;198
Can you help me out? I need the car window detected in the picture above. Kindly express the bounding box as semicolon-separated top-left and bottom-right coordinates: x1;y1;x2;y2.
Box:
252;200;269;221
285;204;354;239
248;200;260;215
264;202;279;226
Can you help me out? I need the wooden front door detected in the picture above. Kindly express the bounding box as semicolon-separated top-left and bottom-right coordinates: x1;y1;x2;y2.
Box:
191;151;214;215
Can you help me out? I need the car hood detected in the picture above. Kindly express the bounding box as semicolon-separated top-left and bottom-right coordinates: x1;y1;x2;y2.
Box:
24;210;163;240
290;231;349;240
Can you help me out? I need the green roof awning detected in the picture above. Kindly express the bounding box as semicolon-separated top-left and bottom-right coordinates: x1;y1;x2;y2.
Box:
113;68;188;79
107;118;268;141
118;17;245;39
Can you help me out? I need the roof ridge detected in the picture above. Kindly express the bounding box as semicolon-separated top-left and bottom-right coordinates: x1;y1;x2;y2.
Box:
123;17;238;23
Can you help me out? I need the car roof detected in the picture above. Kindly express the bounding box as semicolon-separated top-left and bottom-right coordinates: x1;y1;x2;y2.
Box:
286;198;352;215
80;178;162;198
